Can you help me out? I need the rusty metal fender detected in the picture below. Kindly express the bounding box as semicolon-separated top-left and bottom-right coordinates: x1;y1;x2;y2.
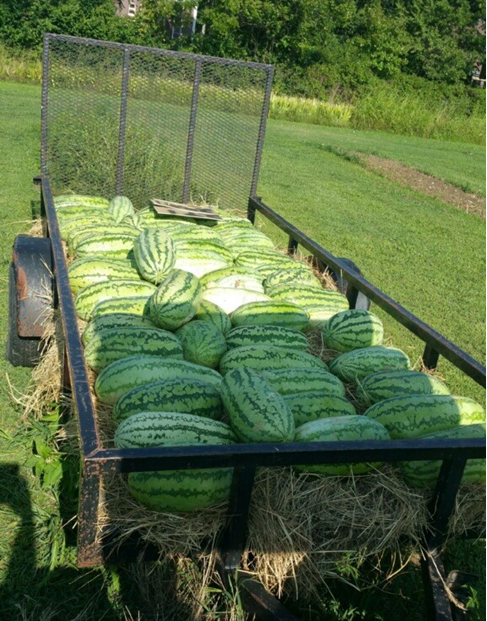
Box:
12;235;54;338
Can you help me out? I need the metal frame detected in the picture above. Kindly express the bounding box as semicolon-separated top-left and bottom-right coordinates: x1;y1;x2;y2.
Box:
39;177;485;621
40;34;274;209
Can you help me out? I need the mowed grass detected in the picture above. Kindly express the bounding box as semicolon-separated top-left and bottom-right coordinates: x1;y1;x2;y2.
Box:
258;119;486;404
0;81;484;619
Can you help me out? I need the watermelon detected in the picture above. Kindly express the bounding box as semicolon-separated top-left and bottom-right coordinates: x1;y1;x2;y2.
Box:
115;411;235;512
357;370;450;406
114;411;236;449
68;223;138;252
283;393;356;426
230;301;309;331
225;325;309;351
199;267;262;289
401;423;486;487
75;279;156;321
194;300;232;335
75;233;137;260
329;346;411;383
83;326;183;373
108;195;135;223
264;267;323;291
202;287;271;314
175;321;227;369
92;296;152;317
294;416;391;476
67;257;142;294
133;228;176;284
322;309;384;352
219;345;328;375
221;367;295;443
113;378;223;422
95;356;222;404
365;394;485;439
58;212;114;241
81;312;156;346
147;269;201;330
260;367;346;397
174;253;232;278
205;274;264;293
54;194;109;209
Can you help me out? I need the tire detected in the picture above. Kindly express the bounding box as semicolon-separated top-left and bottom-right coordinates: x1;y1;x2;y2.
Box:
5;263;41;367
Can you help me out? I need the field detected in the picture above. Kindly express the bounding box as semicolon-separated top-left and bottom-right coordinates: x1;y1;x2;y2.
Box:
0;80;485;620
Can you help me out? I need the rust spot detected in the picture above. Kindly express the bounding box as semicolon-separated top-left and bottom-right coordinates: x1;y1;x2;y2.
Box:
16;266;29;302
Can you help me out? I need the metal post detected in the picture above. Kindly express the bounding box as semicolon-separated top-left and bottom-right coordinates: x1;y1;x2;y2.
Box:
41;35;51;176
116;47;131;196
250;66;274;198
423;343;440;371
183;59;202;203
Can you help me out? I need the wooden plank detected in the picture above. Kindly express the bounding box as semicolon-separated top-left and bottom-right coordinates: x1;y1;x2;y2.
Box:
150;199;222;220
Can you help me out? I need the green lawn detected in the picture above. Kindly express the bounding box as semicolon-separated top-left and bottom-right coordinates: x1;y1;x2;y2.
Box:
265;120;487;197
0;80;485;620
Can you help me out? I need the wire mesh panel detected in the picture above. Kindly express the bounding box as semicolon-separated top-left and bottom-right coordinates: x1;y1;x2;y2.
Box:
42;34;273;212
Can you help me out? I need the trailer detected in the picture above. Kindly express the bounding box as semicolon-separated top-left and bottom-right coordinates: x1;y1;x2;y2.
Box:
7;33;486;621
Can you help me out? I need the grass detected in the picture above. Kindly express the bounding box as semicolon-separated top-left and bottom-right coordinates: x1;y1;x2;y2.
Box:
0;80;485;619
1;43;485;145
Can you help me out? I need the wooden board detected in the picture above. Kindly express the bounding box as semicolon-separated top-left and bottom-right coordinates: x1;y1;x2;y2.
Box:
150;199;222;221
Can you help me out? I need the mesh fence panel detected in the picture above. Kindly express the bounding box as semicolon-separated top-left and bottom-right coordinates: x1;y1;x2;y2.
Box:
42;35;273;212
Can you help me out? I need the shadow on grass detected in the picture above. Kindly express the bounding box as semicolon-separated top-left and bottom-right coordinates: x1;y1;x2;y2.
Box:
0;463;195;621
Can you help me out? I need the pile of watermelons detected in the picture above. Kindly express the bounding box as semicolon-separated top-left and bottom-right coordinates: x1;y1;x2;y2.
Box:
54;194;486;513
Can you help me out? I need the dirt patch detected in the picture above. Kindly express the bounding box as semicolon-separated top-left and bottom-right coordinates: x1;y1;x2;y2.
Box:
361;153;486;219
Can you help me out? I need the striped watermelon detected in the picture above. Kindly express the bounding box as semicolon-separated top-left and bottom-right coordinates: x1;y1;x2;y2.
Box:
75;233;137;260
294;416;391;476
115;411;235;512
225;325;309;351
219;345;328;375
92;296;152;317
202;287;271;315
58;212;114;241
75;280;156;321
264;267;323;291
194;300;232;335
365;394;485;439
205;274;264;293
68;257;142;294
283;393;356;426
175;321;227;369
114;411;236;449
54;194;109;209
268;283;349;312
174;253;232;278
199;267;262;289
322;309;384;352
83;326;183;373
357;370;450;405
147;269;201;330
329;346;411;383
230;301;309;331
95;355;222;404
68;223;138;252
133;228;176;284
108;195;135;223
221;367;295;443
82;312;156;345
260;368;346;397
401;423;486;487
113;378;223;422
174;240;232;263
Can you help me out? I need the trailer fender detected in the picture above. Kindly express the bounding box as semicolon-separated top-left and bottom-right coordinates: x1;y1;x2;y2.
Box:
6;235;54;367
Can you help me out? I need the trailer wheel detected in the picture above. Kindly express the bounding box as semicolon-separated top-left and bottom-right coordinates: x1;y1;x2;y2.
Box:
6;263;41;367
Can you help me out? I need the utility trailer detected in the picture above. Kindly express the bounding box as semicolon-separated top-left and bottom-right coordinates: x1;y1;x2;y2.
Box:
7;34;486;621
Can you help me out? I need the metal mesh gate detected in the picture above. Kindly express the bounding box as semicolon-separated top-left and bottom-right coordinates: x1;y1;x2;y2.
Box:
41;34;273;212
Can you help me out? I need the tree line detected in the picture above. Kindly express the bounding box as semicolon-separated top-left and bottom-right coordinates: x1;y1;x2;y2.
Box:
0;1;485;99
